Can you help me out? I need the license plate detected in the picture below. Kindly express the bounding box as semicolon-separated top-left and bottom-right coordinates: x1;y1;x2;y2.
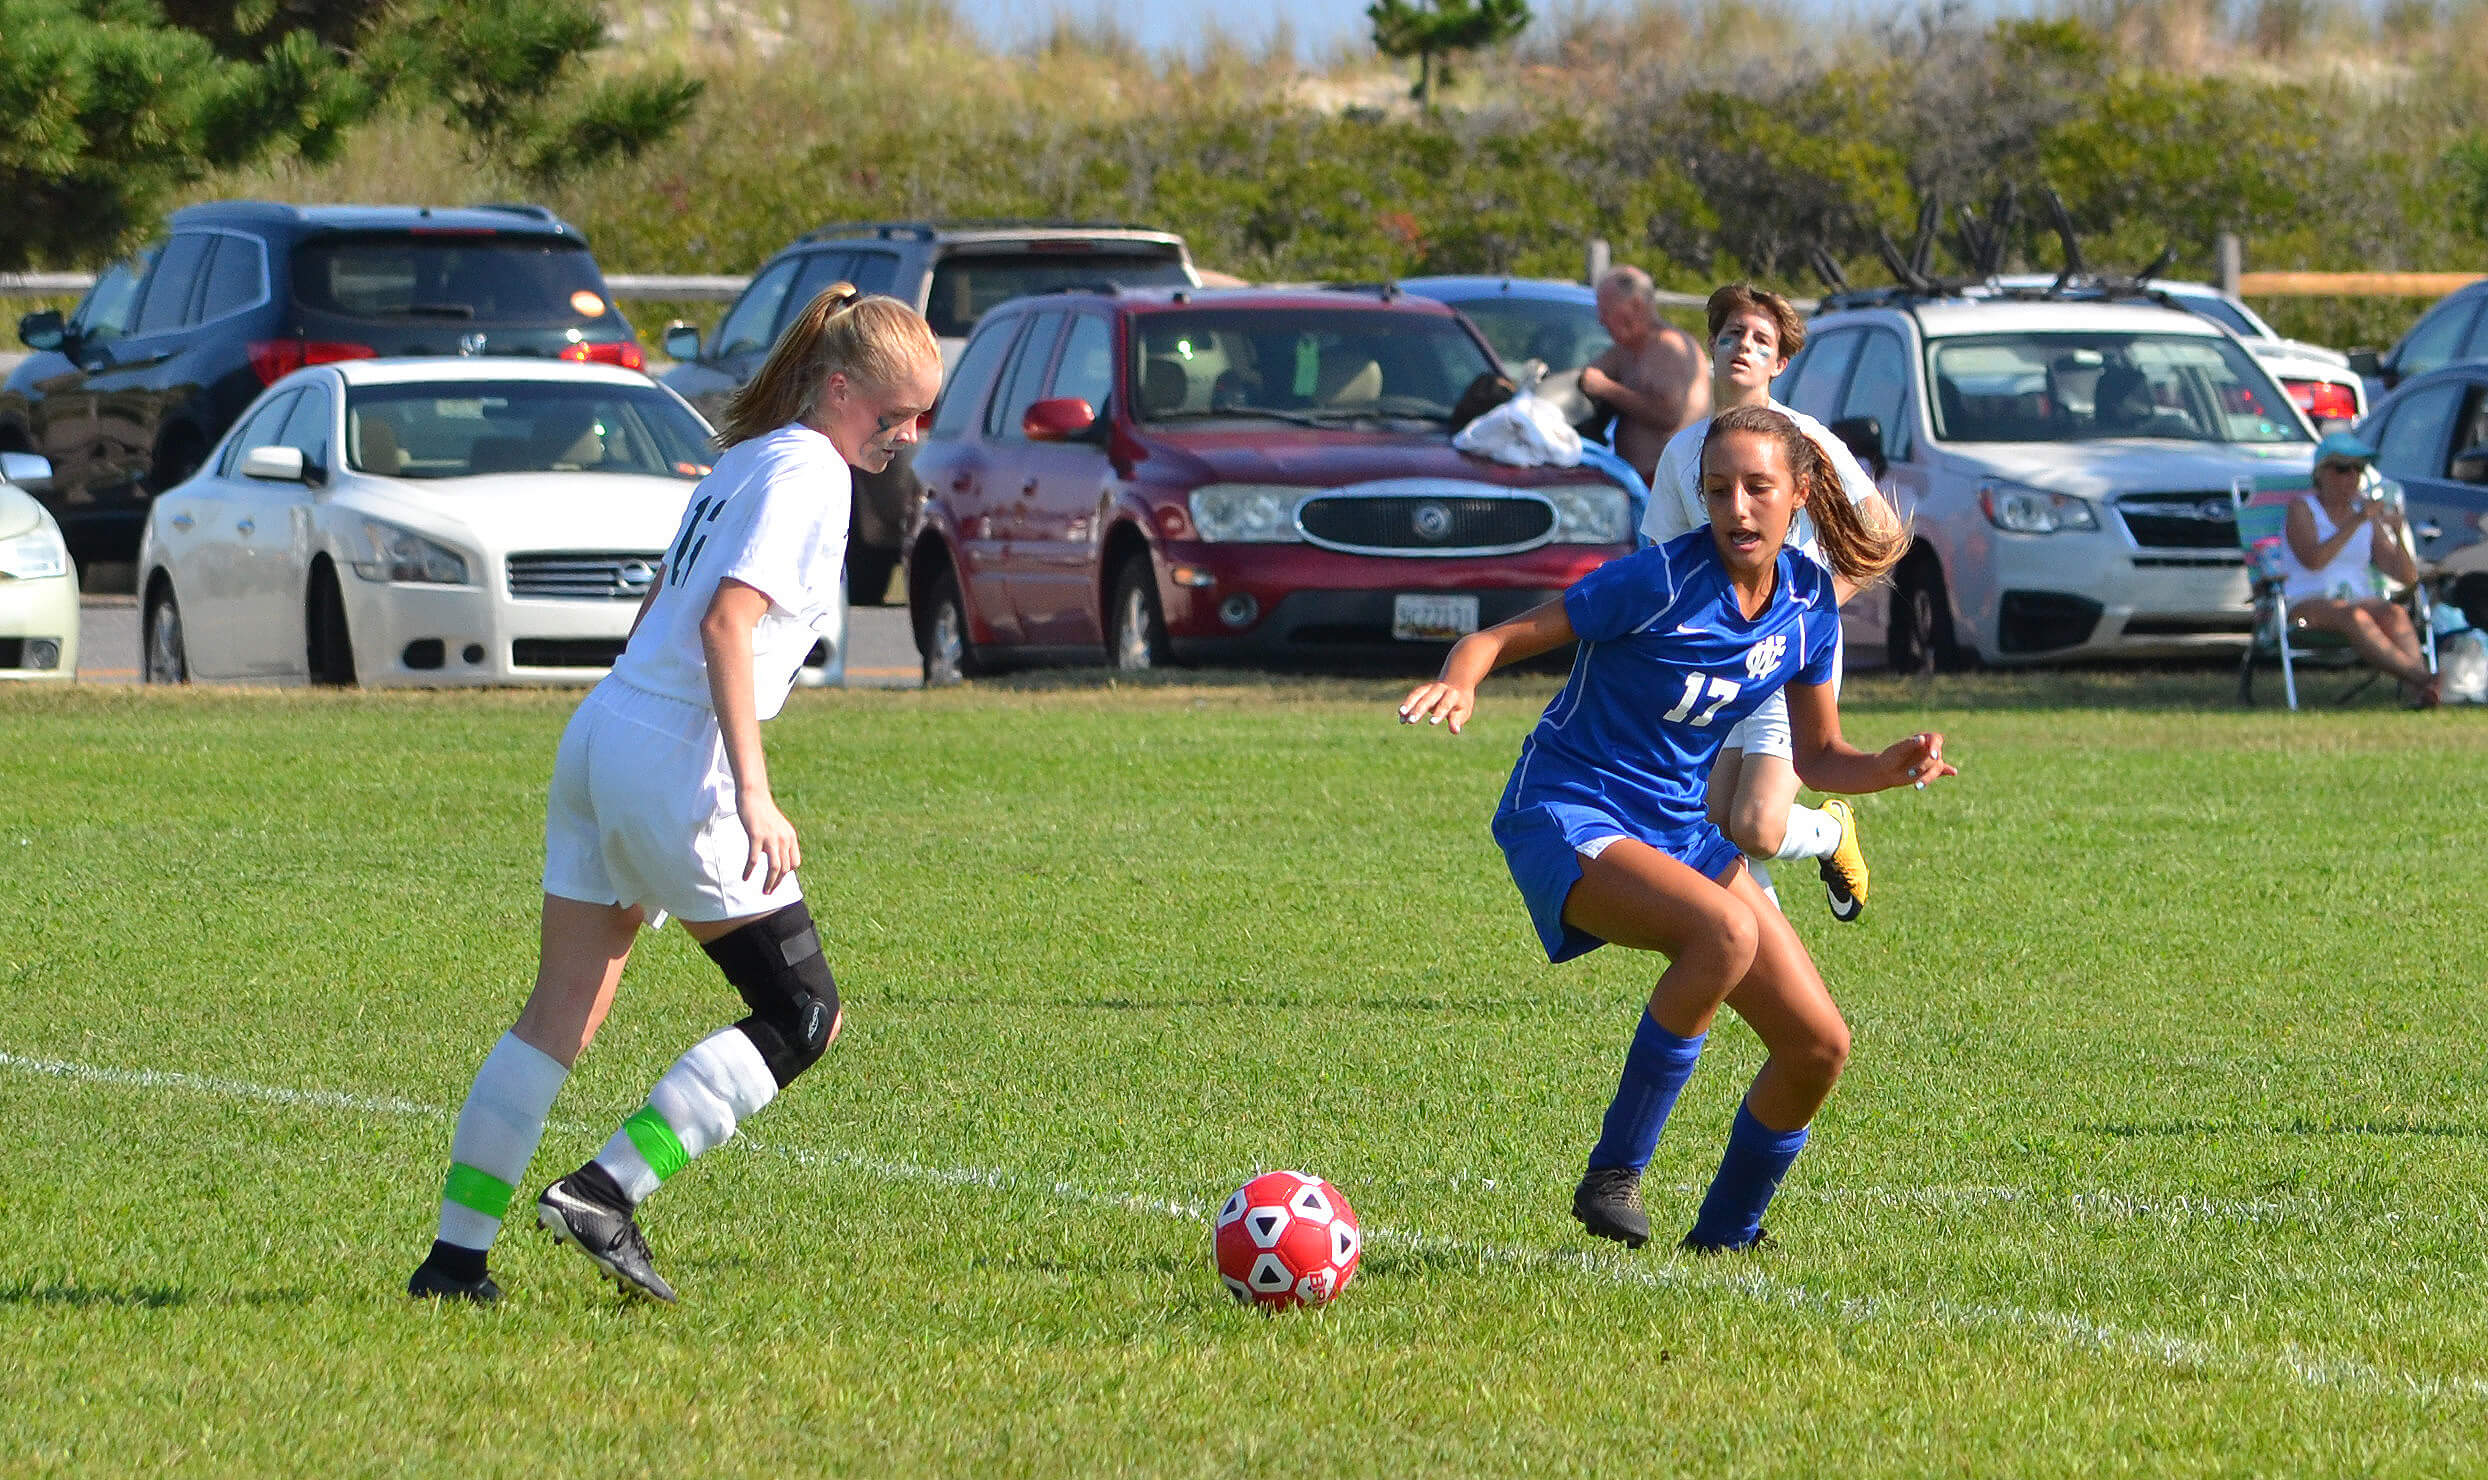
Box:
1393;593;1480;642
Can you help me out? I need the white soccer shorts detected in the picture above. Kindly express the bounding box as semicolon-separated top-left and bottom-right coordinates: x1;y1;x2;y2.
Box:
1723;630;1844;761
542;679;801;923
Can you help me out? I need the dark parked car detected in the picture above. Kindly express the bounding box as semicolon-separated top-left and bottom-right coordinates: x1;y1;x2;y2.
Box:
902;287;1638;682
0;201;640;568
2351;279;2488;404
2354;360;2488;574
660;221;1198;602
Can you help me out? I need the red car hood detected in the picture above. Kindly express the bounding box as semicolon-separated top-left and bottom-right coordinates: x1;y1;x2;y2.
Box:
1137;426;1622;490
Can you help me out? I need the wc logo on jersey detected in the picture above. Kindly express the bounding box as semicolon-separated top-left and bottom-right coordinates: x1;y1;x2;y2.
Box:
1744;635;1788;681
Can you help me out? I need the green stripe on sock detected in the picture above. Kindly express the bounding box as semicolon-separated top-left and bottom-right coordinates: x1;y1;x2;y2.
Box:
621;1105;690;1184
442;1163;515;1220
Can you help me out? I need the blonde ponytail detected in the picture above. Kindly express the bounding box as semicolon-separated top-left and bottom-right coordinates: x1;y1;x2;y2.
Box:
717;284;941;449
1702;405;1908;589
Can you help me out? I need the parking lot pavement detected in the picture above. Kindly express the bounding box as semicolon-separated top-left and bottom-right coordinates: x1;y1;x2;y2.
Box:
78;597;922;688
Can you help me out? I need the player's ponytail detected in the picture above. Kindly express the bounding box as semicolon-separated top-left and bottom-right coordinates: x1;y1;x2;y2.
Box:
717;285;941;449
1703;404;1908;589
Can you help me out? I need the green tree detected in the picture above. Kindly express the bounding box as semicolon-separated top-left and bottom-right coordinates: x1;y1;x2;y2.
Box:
1366;0;1530;109
0;0;699;269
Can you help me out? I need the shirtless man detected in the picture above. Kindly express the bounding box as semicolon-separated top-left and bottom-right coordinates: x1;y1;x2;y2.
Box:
1579;266;1709;482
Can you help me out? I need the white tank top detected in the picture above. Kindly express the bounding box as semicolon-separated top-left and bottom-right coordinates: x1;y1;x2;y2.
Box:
2280;496;2376;605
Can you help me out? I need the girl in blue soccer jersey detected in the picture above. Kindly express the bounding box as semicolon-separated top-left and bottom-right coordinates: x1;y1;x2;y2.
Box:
1397;403;1952;1252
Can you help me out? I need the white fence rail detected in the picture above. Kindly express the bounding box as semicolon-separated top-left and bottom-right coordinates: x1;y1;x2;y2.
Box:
0;271;748;300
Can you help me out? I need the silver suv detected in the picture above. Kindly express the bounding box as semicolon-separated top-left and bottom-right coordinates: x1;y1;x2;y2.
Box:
660;222;1199;601
1781;292;2317;668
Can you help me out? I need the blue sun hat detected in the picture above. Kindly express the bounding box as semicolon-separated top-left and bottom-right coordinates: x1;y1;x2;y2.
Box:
2313;429;2376;467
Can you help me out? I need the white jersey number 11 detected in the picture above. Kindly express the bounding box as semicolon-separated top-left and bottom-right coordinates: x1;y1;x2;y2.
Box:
1662;673;1741;727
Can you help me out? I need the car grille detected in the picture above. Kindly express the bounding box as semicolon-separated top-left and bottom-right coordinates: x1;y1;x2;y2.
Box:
513;638;627;668
507;552;665;600
2115;491;2237;550
1298;495;1554;555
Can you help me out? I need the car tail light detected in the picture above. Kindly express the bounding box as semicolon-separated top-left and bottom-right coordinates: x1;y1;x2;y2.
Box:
248;340;377;385
2284;377;2359;422
561;341;646;371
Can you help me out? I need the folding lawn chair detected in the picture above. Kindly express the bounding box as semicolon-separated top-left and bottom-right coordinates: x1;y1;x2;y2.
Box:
2231;472;2436;709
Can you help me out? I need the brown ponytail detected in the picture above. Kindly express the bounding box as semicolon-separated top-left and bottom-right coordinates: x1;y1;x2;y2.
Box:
717;284;941;449
1702;404;1908;588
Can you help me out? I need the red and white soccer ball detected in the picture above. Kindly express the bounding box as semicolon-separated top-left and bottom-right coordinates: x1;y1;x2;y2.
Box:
1214;1170;1362;1310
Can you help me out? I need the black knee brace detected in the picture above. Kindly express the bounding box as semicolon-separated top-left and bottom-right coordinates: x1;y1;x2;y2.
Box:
701;902;840;1088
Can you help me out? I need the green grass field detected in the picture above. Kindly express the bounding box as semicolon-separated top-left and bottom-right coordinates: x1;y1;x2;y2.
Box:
5;673;2487;1476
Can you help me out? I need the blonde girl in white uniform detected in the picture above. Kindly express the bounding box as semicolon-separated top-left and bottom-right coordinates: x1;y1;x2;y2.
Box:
409;286;942;1303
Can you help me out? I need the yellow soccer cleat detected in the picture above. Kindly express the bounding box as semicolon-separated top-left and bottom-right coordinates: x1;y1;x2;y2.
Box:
1818;798;1867;922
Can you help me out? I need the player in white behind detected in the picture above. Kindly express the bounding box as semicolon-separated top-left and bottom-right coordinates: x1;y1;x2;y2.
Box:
1643;286;1901;923
1400;405;1950;1251
408;286;942;1303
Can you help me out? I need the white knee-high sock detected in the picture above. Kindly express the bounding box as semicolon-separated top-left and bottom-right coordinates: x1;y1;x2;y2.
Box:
437;1033;569;1251
1745;859;1781;909
1771;804;1843;862
592;1028;778;1205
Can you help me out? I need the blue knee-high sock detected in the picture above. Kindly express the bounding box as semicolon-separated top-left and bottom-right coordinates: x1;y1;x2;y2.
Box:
1586;1012;1706;1174
1686;1101;1811;1250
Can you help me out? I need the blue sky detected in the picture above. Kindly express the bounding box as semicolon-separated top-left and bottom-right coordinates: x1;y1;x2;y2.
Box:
946;0;1762;62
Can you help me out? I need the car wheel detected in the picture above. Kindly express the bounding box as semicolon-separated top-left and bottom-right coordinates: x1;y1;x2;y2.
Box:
1109;559;1171;673
144;587;189;684
1887;550;1968;676
847;542;901;607
916;565;984;687
307;564;358;686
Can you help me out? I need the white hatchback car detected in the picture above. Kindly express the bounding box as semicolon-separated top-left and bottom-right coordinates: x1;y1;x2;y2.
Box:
0;452;79;681
1780;292;2318;668
138;358;734;686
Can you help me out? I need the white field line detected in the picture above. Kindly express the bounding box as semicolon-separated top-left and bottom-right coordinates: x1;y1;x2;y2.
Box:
4;1047;2479;1403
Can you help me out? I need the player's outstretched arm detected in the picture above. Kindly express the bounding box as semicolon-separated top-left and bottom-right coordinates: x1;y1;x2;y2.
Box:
1397;599;1577;736
1785;680;1956;795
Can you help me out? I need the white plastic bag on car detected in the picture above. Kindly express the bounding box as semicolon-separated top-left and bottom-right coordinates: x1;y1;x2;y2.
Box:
1453;375;1582;468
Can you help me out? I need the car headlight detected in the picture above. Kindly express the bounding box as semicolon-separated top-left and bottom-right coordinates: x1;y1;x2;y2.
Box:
351;519;471;584
1540;483;1631;544
1978;481;2097;534
1187;484;1304;543
0;530;68;580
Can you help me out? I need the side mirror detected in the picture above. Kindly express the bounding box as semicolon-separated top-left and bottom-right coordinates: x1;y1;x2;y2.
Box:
0;451;53;492
1022;396;1098;442
2452;444;2488;487
1828;415;1889;478
18;309;65;353
2346;348;2382;377
663;322;703;362
240;445;307;483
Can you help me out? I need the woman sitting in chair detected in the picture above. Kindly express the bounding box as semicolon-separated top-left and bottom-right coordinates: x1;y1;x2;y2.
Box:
2284;430;2438;706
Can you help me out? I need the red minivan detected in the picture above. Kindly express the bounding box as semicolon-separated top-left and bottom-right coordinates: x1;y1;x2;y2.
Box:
903;287;1638;681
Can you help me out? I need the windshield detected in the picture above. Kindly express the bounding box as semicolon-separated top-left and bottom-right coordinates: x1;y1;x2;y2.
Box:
1927;333;2307;445
295;235;616;323
1131;308;1498;425
1444;296;1610;374
346;382;716;479
925;252;1191;338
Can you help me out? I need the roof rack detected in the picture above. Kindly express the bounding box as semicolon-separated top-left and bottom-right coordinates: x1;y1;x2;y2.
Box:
1810;185;2182;313
1318;281;1405;302
796;218;1177;244
475;203;562;224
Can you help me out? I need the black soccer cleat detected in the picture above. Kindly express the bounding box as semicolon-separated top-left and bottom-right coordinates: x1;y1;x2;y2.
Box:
537;1170;678;1303
407;1261;502;1305
1571;1166;1652;1248
1680;1225;1776;1256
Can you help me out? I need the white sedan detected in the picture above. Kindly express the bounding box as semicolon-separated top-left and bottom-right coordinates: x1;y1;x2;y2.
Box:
136;357;802;687
0;452;79;681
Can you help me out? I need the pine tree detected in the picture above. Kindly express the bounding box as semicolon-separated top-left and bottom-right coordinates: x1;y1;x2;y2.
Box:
0;0;701;269
1366;0;1532;110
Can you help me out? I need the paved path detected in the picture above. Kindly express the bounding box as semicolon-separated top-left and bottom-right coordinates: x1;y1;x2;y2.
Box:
79;596;922;688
